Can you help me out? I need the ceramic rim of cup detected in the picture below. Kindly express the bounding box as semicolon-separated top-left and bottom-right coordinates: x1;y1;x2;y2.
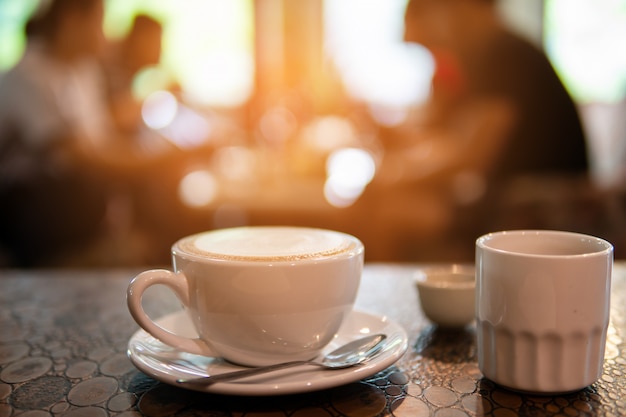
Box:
414;264;476;289
476;229;613;259
172;227;365;264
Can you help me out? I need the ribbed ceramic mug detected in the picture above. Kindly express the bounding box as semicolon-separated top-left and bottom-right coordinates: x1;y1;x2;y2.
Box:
476;230;613;394
127;226;364;367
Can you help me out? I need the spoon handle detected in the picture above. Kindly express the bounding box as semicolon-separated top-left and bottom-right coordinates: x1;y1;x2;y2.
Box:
177;360;317;385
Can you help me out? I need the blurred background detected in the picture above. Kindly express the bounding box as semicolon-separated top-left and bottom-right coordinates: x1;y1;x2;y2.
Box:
0;0;625;267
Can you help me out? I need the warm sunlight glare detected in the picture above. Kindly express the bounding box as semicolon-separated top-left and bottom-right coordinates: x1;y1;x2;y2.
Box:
545;0;626;103
105;0;254;107
325;0;435;114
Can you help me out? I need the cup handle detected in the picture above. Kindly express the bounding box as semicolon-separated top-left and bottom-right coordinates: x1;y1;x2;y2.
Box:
127;269;212;355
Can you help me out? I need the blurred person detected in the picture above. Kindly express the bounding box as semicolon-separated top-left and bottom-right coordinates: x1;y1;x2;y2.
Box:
102;14;164;136
361;0;589;261
0;0;176;266
400;0;587;180
99;14;213;261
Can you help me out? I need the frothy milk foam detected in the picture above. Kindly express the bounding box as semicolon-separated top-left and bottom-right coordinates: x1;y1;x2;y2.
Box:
176;227;359;261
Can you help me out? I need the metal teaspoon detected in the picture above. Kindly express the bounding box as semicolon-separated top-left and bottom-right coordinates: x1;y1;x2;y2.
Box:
176;333;387;386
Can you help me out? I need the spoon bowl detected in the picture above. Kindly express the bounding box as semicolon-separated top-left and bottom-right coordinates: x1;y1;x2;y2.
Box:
177;333;387;386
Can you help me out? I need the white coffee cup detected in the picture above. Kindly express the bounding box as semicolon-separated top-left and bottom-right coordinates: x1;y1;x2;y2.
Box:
476;230;613;394
127;226;364;367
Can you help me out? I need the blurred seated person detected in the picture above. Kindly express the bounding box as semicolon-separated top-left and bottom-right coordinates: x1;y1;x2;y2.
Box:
387;0;587;184
101;14;164;137
362;0;588;260
0;0;178;266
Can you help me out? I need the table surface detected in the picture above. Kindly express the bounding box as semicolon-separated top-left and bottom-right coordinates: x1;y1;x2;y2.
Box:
1;263;625;417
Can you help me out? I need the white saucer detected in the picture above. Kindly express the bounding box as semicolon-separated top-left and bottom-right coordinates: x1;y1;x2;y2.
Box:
127;310;408;396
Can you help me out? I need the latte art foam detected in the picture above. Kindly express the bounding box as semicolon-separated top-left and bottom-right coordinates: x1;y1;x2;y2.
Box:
176;227;360;261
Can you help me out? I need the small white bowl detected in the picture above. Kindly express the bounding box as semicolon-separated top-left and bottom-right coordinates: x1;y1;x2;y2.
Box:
415;265;476;328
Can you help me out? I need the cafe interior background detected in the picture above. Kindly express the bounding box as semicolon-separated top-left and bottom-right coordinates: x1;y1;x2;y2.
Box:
0;0;625;267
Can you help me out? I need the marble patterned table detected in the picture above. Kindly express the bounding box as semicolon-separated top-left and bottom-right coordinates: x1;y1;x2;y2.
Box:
1;263;624;416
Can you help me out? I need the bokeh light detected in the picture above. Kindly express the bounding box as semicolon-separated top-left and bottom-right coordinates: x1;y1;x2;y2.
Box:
300;116;358;152
259;106;298;146
178;170;218;208
211;146;257;182
141;90;213;149
141;90;178;130
324;147;376;207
